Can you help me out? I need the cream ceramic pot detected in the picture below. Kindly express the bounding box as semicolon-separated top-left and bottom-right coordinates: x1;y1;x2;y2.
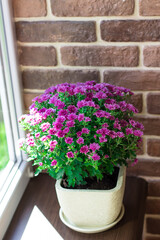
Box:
55;166;126;228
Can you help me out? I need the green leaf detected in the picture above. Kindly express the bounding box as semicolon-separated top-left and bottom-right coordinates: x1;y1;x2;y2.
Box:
34;167;41;176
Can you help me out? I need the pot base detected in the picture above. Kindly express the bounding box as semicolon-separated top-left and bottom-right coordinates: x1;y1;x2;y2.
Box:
59;204;125;234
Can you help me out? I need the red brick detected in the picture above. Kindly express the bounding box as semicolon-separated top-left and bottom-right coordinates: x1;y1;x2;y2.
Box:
61;46;139;67
16;21;96;42
144;46;160;67
130;94;143;113
140;0;160;16
101;20;160;42
147;93;160;114
145;236;160;240
18;46;57;66
23;93;40;110
148;179;160;197
146;218;160;234
147;139;160;157
22;69;100;89
135;116;160;136
127;159;160;177
12;0;47;17
146;198;160;214
136;139;144;155
51;0;134;17
104;70;160;91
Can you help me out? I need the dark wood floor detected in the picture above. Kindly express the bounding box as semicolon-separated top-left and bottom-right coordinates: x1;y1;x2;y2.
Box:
4;174;147;240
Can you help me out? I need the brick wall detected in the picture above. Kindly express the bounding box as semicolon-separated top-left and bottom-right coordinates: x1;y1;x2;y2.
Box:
12;0;160;239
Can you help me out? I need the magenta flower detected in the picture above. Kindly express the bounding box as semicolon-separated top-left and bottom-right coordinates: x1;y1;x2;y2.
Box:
63;127;70;134
129;119;137;127
117;132;125;138
76;131;82;137
57;85;67;93
99;137;108;143
102;123;109;128
126;128;133;135
57;101;65;110
65;137;73;144
67;151;74;158
82;128;90;134
39;162;43;166
113;121;121;130
68;105;77;113
131;158;138;166
80;145;89;154
48;128;57;135
133;130;143;137
92;154;100;161
85;117;91;122
58;109;68;117
89;143;100;152
35;133;40;138
50;140;57;147
54;122;63;130
77;100;86;108
66;120;75;128
109;131;117;139
77;137;84;145
68;113;77;121
78;113;84;121
51;160;57;166
40;122;51;132
56;130;65;138
40;136;48;142
56;116;66;123
18;138;25;148
135;122;144;130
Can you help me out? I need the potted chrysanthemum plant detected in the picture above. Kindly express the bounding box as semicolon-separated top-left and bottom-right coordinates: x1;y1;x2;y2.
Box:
18;81;143;233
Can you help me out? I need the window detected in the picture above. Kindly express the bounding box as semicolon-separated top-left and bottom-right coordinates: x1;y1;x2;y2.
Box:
0;0;30;238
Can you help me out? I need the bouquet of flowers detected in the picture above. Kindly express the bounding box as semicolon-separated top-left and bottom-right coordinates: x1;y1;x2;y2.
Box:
18;81;143;187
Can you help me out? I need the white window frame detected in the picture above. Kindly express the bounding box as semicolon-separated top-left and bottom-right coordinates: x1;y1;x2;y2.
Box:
0;0;30;238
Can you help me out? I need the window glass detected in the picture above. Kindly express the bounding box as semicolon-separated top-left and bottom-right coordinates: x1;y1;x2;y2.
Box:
0;97;9;170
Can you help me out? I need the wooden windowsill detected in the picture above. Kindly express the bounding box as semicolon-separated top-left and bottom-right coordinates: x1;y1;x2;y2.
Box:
4;174;147;240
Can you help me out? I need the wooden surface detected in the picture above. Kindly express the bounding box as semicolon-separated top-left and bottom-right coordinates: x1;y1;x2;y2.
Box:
4;175;147;240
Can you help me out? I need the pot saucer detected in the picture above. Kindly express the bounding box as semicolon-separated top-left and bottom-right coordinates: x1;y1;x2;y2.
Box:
59;204;125;234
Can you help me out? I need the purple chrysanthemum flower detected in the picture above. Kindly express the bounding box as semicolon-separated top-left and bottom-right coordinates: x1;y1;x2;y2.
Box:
67;105;77;113
92;154;100;161
89;143;100;152
82;128;90;134
133;130;143;137
68;113;77;121
126;128;133;135
67;151;74;158
76;131;82;137
80;145;89;154
58;109;68;117
77;137;84;145
54;122;63;130
117;132;125;138
85;117;91;122
78;113;84;121
65;137;73;144
51;160;57;166
66;120;75;128
56;130;65;138
99;137;108;143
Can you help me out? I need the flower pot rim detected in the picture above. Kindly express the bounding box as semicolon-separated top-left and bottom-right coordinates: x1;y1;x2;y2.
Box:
55;165;126;193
